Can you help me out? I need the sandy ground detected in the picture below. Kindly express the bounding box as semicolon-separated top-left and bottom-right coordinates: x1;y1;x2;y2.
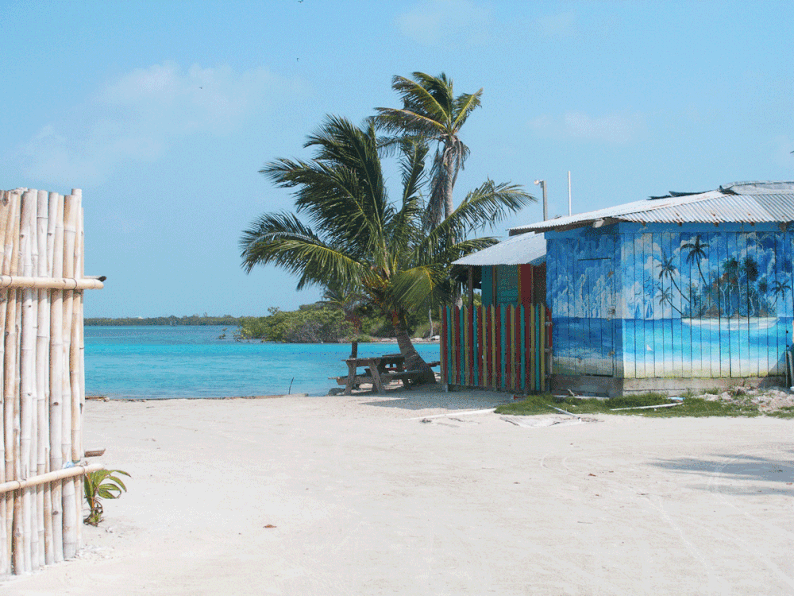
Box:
2;386;793;595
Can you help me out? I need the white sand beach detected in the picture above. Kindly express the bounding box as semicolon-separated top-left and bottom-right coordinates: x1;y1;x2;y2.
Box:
2;387;792;595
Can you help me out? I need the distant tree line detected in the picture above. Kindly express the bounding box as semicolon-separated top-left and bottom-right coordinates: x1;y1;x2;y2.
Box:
85;314;242;326
86;303;438;343
235;303;435;343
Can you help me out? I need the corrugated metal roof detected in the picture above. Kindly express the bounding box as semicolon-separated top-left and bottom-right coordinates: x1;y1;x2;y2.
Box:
509;181;794;234
453;232;545;266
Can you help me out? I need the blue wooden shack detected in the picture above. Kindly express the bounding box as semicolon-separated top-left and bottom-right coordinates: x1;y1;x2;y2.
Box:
510;180;794;395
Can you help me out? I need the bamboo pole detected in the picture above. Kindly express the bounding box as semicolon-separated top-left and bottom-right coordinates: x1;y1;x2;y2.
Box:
60;193;77;560
41;191;56;565
6;193;22;574
19;190;36;572
70;189;82;550
2;190;19;575
49;193;64;564
0;464;102;494
2;193;20;572
36;190;49;566
0;191;9;574
0;276;103;290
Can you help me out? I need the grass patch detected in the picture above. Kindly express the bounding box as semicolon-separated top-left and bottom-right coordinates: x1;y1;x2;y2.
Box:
496;393;765;417
766;407;794;419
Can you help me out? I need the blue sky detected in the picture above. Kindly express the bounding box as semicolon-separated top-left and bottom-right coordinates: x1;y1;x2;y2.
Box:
1;0;792;317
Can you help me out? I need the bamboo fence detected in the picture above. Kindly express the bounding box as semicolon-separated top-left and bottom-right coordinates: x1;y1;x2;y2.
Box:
0;188;103;575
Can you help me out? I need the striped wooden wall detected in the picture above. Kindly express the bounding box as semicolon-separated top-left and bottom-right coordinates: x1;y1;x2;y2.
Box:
441;304;550;393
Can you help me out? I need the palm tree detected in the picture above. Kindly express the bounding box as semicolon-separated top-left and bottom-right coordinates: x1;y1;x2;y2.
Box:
656;284;683;316
722;257;740;316
771;279;791;305
240;115;532;383
374;72;483;227
321;283;365;336
682;234;710;311
658;251;687;304
682;234;709;286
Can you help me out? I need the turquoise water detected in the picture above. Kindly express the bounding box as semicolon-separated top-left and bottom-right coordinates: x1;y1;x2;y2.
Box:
84;326;441;399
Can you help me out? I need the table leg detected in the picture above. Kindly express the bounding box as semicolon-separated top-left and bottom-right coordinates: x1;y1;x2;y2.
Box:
344;364;357;395
370;368;386;393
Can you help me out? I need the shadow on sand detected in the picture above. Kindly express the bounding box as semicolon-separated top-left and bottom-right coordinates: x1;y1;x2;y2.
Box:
358;384;512;412
649;451;794;496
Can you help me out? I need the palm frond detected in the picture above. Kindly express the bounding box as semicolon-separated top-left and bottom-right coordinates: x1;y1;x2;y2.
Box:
260;118;390;258
392;74;450;120
373;107;447;137
452;89;483;130
443;180;534;237
386;266;445;312
240;211;365;290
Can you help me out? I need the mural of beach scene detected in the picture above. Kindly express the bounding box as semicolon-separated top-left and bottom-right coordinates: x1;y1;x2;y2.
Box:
547;223;793;378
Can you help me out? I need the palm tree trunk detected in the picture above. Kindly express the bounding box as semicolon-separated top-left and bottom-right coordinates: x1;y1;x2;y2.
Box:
394;325;435;384
444;149;454;219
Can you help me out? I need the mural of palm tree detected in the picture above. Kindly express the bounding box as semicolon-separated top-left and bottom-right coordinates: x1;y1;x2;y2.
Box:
771;279;791;305
722;257;740;316
741;256;759;316
682;234;712;314
656;283;683;316
658;251;689;305
682;234;709;286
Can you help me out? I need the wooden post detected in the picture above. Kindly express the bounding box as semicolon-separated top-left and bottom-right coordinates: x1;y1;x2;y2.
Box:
467;266;474;307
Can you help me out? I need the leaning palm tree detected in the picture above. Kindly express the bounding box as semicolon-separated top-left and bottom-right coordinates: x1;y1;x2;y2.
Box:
374;72;482;227
240;116;532;383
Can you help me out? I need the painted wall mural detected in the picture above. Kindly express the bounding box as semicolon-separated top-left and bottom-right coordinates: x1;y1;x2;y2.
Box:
547;223;793;379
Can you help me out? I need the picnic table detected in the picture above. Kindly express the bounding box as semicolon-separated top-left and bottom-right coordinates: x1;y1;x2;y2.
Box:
331;352;441;395
340;353;407;395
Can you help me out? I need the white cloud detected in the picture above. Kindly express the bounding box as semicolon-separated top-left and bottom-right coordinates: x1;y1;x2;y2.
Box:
397;0;492;46
20;62;301;184
530;111;645;145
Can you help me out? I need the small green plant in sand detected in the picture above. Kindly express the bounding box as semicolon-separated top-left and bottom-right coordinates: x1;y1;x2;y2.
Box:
495;393;780;417
84;469;130;526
